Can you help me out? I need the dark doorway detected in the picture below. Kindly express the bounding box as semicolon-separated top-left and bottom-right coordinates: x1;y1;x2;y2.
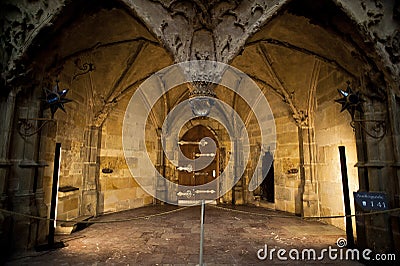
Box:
260;151;274;203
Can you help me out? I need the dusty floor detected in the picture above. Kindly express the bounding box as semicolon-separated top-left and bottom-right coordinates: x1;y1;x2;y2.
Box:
6;204;364;265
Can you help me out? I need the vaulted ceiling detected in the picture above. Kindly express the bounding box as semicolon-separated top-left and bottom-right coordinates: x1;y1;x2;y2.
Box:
9;0;388;128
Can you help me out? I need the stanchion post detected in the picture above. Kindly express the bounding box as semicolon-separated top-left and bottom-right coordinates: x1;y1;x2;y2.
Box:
339;146;355;248
48;142;61;246
36;143;65;251
199;200;205;266
48;142;61;247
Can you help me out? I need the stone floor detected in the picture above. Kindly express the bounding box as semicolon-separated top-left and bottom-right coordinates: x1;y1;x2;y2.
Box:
6;204;364;265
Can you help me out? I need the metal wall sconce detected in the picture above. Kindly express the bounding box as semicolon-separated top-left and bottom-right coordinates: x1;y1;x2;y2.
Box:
18;80;72;137
335;82;386;139
102;168;113;174
287;168;299;174
335;82;364;120
18;117;54;138
41;80;72;118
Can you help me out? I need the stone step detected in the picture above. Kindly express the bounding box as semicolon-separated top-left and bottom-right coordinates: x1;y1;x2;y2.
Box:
258;200;275;210
55;215;93;235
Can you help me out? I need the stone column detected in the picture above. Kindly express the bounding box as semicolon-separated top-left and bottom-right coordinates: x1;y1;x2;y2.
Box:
0;89;18;255
299;126;320;217
0;89;18;207
232;138;241;204
34;119;51;245
356;98;395;252
155;128;166;204
387;90;400;204
8;87;43;250
81;126;101;217
300;59;320;218
387;89;400;251
353;109;369;250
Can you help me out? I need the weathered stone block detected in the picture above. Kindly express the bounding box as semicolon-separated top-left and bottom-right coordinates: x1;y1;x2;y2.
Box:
129;198;144;209
125;157;138;168
143;196;153;205
275;186;286;200
276;144;299;158
285;201;295;213
63;197;79;212
275;200;285;212
81;190;98;216
66;208;79;220
116;200;129;212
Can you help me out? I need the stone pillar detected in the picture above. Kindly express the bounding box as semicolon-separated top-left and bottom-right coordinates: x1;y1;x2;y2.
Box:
34;126;50;245
353;109;369;250
8;87;43;250
387;89;400;251
81;126;101;217
355;97;395;252
0;89;18;256
0;89;18;207
387;90;400;204
299;126;320;217
232;138;241;204
155;128;166;204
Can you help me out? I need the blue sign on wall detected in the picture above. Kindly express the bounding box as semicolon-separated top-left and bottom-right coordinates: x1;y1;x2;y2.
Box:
353;192;389;211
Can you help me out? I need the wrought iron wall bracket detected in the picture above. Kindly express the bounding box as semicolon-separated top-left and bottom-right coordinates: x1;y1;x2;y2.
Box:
335;82;386;140
73;59;95;80
18;117;55;138
350;118;386;140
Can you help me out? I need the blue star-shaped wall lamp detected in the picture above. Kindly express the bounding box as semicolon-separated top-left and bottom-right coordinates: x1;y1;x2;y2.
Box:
334;82;364;120
41;81;72;118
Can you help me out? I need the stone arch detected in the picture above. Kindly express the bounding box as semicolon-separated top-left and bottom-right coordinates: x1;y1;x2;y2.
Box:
0;0;399;254
228;0;399;251
1;0;175;234
177;119;232;203
179;119;226;147
2;0;399;90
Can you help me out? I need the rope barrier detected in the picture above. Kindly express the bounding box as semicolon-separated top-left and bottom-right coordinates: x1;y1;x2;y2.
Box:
304;207;400;220
210;205;400;220
0;206;190;224
1;205;400;224
210;205;297;218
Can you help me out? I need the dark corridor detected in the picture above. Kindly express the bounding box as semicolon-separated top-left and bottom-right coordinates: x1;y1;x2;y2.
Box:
260;151;274;203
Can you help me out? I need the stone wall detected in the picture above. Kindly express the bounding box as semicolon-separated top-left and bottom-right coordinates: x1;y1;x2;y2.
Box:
34;3;172;221
39;74;91;222
1;0;399;254
273;116;302;214
315;65;359;231
99;94;154;214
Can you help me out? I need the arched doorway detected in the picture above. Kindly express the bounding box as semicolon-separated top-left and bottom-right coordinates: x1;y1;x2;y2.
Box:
177;125;219;203
1;0;398;255
260;151;274;203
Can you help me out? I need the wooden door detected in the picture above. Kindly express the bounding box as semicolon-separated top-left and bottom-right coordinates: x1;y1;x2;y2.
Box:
177;125;219;202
